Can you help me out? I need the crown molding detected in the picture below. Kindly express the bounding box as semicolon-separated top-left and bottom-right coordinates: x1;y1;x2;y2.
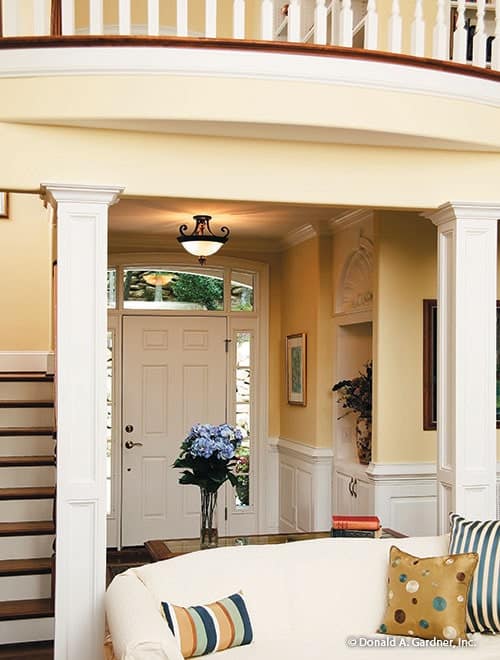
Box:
329;208;374;234
279;223;318;251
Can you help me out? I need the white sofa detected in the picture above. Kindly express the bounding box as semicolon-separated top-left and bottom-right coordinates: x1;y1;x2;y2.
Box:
106;535;500;659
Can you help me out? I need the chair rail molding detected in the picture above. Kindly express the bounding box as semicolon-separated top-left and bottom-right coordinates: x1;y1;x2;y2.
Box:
278;437;333;533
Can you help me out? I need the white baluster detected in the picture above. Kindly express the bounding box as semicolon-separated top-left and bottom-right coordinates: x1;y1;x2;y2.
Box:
3;0;19;36
339;0;353;47
90;0;103;34
33;0;49;35
233;0;245;39
119;0;131;35
330;0;337;45
410;0;425;56
261;0;273;41
288;0;301;42
364;0;378;50
452;0;467;63
388;0;402;53
433;0;447;60
473;0;487;67
177;0;188;37
148;0;159;36
314;0;327;44
492;0;500;70
61;0;75;35
205;0;217;37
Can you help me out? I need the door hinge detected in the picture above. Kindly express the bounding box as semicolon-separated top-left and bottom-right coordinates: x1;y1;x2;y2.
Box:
224;506;228;521
224;338;232;353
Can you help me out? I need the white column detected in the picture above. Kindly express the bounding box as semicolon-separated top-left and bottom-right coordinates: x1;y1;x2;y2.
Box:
177;0;188;37
427;203;499;532
148;0;160;36
40;183;124;660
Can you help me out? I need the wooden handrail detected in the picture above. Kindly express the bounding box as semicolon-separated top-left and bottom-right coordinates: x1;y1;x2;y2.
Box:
0;34;499;83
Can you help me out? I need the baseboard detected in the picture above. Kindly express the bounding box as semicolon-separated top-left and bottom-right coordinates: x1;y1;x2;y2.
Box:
0;351;53;373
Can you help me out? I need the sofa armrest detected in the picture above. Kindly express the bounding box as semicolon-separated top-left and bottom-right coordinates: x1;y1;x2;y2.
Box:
105;571;183;660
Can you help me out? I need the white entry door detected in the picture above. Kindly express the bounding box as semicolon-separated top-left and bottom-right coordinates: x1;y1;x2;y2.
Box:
122;316;227;546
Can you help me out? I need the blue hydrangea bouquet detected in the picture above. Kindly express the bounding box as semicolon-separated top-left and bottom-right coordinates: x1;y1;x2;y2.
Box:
174;423;245;548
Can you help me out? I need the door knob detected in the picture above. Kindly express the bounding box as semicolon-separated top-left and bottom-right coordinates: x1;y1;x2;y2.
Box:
125;440;143;449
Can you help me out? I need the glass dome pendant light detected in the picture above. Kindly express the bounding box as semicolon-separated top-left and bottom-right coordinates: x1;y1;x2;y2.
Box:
177;215;230;266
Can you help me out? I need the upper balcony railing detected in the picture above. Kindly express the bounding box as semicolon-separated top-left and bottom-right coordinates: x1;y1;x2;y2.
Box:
0;1;499;72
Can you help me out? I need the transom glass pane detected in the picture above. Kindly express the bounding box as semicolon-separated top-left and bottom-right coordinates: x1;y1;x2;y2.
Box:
107;268;116;309
123;268;224;310
106;331;113;516
235;331;251;507
231;271;254;311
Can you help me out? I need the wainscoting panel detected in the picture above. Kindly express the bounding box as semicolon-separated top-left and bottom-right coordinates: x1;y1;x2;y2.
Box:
278;438;333;533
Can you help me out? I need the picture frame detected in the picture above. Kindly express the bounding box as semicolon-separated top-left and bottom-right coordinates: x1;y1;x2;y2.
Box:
0;193;8;219
423;299;500;430
286;333;307;406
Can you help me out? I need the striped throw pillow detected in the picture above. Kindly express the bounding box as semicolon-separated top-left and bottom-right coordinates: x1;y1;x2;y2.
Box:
161;592;253;658
449;513;500;633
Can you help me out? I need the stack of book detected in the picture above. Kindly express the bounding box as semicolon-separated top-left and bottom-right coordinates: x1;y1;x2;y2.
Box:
331;515;381;538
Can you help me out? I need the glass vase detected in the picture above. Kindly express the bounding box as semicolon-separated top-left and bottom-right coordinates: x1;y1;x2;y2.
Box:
200;487;218;549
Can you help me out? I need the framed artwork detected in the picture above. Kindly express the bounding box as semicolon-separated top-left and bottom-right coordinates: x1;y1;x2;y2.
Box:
286;333;307;406
423;299;500;430
0;193;8;218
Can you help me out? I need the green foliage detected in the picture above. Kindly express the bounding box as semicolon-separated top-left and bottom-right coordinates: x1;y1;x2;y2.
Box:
171;273;223;310
332;361;372;421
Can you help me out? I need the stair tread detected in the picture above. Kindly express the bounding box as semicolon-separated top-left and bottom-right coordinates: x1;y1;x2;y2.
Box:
0;427;55;437
0;599;54;621
0;456;54;467
0;521;55;536
0;401;54;408
0;487;55;500
0;373;54;383
0;557;52;577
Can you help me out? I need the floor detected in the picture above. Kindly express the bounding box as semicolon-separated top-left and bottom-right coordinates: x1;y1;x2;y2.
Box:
1;547;151;660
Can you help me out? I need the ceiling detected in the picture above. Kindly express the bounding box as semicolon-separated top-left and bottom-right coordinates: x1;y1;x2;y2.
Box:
108;195;346;253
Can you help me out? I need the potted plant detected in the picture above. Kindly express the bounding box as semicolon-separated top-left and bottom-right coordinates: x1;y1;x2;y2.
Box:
173;423;244;548
332;361;372;465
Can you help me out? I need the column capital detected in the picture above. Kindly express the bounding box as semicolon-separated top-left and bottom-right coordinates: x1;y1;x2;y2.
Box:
40;182;124;209
424;201;500;227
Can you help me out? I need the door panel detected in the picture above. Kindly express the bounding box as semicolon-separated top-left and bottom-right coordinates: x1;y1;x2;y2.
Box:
122;316;227;546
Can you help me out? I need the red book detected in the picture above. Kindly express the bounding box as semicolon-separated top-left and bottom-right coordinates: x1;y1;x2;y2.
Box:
331;515;381;531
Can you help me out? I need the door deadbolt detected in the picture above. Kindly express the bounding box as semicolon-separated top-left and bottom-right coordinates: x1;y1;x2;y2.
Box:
125;425;134;433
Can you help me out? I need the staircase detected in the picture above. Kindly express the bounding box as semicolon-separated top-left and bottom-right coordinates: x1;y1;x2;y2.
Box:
0;373;56;647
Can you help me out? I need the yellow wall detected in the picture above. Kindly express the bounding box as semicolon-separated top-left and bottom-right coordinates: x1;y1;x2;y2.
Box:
280;236;332;448
374;211;437;463
0;193;52;350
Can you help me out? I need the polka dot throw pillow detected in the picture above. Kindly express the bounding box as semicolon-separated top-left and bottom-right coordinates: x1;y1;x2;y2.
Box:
378;546;478;644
